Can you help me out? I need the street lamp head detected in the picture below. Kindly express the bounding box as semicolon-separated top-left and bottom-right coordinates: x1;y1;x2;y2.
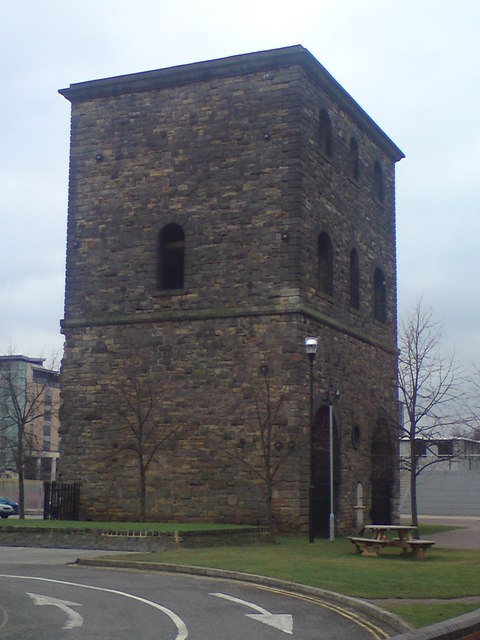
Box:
304;337;318;358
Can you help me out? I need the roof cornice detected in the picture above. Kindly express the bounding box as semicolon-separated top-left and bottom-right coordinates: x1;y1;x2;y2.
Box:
59;45;404;162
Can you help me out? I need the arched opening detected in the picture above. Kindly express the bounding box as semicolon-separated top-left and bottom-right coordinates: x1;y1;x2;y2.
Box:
319;108;332;157
311;404;341;536
349;248;360;310
373;267;386;323
370;421;394;524
318;232;333;296
373;160;384;202
157;223;185;290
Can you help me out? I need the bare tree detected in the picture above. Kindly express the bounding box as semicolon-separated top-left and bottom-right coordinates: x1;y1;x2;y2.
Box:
398;299;467;528
0;356;57;518
226;365;295;540
463;367;480;441
110;371;180;522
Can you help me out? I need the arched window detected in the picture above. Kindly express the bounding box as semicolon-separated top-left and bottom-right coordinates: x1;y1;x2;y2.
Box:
373;161;384;202
373;267;386;322
349;248;360;310
157;223;184;290
318;232;333;296
319;109;332;157
349;137;359;180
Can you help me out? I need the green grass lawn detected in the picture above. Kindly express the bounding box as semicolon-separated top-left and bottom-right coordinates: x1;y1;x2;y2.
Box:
385;602;480;629
127;535;478;598
2;519;478;628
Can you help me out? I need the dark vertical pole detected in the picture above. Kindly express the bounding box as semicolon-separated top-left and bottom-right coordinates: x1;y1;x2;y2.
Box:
43;481;50;520
329;401;335;541
309;355;315;544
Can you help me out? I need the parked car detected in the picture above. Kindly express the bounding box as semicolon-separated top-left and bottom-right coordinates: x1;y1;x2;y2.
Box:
0;503;13;518
0;496;18;518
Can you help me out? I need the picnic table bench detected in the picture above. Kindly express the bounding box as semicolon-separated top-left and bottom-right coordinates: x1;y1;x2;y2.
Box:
349;524;435;558
348;536;386;556
406;539;436;558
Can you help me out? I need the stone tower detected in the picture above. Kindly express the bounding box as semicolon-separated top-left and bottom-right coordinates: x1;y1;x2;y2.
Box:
58;46;404;534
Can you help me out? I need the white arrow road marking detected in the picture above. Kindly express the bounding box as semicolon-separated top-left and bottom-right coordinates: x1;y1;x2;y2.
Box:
210;592;293;634
1;575;187;640
27;593;83;630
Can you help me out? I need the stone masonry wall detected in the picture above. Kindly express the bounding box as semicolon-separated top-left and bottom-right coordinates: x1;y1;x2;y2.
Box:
59;47;402;534
60;315;308;529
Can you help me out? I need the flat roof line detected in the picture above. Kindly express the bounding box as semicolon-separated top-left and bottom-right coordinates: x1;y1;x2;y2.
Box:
59;45;404;162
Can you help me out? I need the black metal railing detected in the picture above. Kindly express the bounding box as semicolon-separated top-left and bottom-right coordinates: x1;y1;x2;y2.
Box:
43;482;80;520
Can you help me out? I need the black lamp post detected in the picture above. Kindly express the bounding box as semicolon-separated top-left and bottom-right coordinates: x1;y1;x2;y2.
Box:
326;388;340;542
304;336;318;544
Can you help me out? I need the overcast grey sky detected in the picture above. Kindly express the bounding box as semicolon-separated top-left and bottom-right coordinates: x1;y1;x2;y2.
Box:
1;1;479;370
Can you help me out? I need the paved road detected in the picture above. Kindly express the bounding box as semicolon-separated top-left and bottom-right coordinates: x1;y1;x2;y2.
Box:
0;547;397;640
404;515;480;549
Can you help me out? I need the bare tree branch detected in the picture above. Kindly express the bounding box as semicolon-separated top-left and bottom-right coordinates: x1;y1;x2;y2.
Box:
398;299;468;528
108;368;181;521
224;365;296;539
0;355;57;518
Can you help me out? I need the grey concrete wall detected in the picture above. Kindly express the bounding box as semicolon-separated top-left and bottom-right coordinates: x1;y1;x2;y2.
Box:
401;459;480;517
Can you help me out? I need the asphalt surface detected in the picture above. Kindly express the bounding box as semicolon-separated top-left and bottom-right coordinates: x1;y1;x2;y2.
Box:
403;515;480;549
0;547;403;639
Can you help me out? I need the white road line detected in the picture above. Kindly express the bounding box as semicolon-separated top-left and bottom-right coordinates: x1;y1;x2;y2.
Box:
210;592;293;634
0;575;188;640
27;593;83;630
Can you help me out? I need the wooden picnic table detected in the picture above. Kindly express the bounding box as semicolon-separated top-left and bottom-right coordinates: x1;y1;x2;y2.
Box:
364;524;417;550
349;524;435;558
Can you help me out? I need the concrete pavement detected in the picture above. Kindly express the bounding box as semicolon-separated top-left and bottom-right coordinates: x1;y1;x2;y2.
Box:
403;515;480;550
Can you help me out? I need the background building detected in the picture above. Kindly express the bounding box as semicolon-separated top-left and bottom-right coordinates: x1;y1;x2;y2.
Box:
0;355;60;482
58;46;403;533
400;438;480;517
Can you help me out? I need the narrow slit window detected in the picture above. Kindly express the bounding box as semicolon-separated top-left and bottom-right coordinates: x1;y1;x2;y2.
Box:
158;223;185;290
373;267;386;322
318;232;333;296
349;248;360;310
319;109;332;157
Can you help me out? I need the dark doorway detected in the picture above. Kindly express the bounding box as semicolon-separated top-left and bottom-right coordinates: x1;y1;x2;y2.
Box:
311;405;341;536
370;421;394;524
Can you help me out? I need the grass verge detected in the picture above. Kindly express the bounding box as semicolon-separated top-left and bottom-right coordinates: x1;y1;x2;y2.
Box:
384;603;480;628
124;535;479;599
